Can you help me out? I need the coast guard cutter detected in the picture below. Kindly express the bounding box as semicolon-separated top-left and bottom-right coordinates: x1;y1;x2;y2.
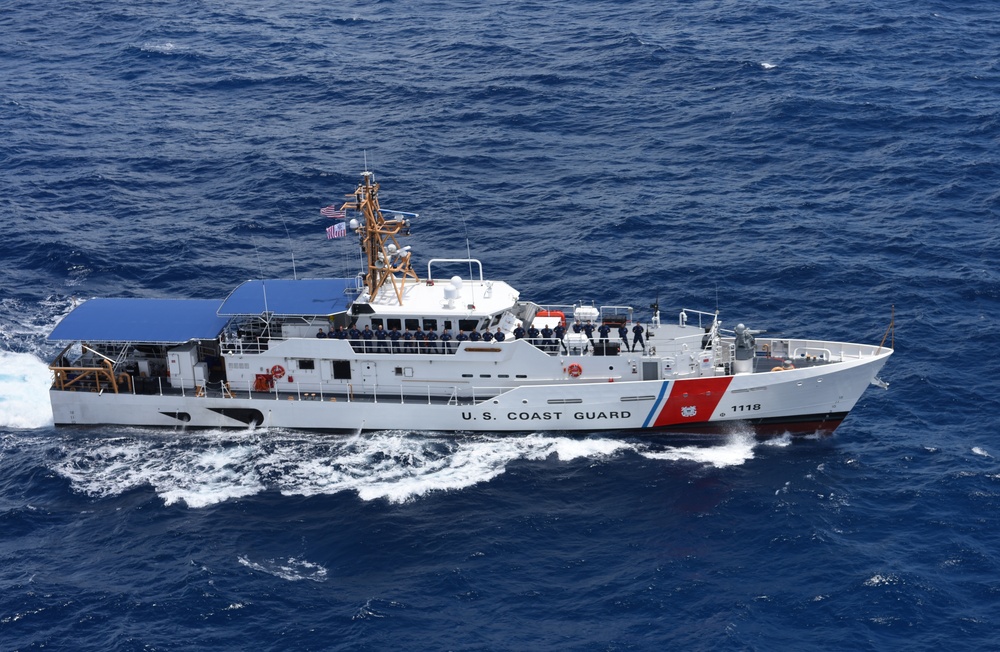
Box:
48;172;892;435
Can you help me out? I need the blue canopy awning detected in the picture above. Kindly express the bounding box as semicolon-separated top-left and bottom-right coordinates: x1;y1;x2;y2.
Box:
218;278;357;317
48;298;229;344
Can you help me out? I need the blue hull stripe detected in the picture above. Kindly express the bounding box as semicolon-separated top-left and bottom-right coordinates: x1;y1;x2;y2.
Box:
642;380;672;428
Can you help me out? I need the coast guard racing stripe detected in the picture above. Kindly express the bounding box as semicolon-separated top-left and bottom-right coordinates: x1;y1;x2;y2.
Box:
643;377;734;429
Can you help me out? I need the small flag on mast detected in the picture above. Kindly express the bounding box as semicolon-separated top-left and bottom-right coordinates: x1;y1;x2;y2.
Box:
321;205;346;219
326;222;347;239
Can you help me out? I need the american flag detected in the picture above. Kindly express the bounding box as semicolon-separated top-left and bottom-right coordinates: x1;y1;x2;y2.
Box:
320;205;347;219
326;222;347;239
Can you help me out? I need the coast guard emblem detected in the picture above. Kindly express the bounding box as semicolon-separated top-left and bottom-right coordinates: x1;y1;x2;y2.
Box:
681;406;697;418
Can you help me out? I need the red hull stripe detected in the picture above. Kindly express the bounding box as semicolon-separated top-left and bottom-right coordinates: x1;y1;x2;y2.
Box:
650;376;735;428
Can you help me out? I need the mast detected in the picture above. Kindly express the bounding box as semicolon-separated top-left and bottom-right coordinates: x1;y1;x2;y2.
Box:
341;172;419;305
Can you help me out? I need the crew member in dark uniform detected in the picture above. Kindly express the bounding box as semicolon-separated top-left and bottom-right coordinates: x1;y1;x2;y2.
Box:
527;324;540;348
541;324;554;353
426;328;439;354
469;329;481;343
494;328;506;342
618;324;629;352
456;330;469;350
414;326;426;353
389;324;402;352
348;323;362;352
554;321;566;353
701;326;713;350
441;328;453;353
402;328;414;354
374;324;388;353
361;325;374;353
316;328;327;338
583;321;596;345
631;322;645;353
572;320;582;334
481;328;494;342
513;325;526;340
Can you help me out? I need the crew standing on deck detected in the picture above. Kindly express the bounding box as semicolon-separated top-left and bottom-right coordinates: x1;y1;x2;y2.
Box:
374;324;388;353
389;324;402;352
514;324;526;340
494;328;506;342
414;326;426;353
618;324;629;352
554;321;566;353
349;323;362;352
402;327;414;353
427;327;439;354
361;325;374;352
631;322;645;353
441;328;453;353
527;324;540;348
598;322;610;342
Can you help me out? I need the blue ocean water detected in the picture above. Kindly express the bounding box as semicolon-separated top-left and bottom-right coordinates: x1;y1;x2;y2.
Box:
2;0;999;648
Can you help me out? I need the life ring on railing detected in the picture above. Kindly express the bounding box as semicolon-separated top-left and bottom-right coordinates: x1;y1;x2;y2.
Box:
270;364;286;379
567;363;583;378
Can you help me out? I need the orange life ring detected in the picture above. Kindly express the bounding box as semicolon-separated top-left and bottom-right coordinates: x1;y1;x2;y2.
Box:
271;364;286;379
567;363;583;378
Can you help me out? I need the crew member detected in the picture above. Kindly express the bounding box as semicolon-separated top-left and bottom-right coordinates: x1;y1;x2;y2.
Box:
527;324;540;348
441;328;453;353
541;323;554;353
494;328;506;342
426;328;439;354
631;322;645;353
348;323;362;352
618;324;629;351
414;326;426;353
554;321;566;353
374;324;388;353
361;324;374;353
389;324;402;352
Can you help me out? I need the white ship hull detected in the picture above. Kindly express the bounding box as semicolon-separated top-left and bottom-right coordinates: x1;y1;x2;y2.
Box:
50;342;890;436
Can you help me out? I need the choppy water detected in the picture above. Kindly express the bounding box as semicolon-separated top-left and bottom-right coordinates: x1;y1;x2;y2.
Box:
2;0;1000;649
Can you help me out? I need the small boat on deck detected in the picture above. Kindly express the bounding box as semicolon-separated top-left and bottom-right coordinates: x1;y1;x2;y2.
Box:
47;172;892;435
